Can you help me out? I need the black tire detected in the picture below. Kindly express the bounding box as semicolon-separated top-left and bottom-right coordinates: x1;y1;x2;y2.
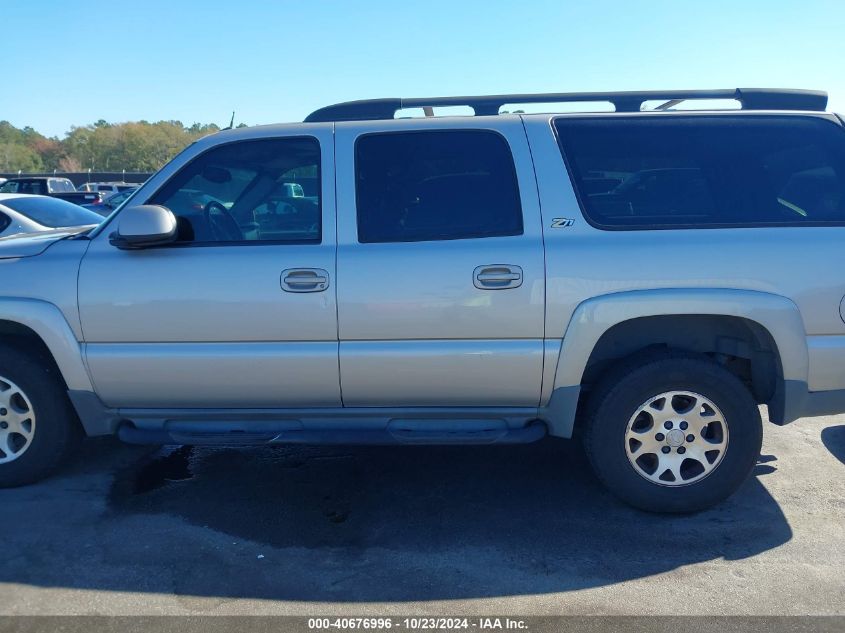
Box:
0;344;82;487
583;350;762;513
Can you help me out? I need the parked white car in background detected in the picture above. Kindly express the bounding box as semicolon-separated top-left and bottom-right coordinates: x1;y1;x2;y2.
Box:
0;194;103;238
77;182;139;195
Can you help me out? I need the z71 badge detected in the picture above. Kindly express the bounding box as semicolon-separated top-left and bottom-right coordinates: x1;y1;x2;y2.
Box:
551;218;574;228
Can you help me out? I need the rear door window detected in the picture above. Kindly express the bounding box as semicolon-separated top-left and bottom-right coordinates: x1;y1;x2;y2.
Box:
554;115;845;229
355;130;523;243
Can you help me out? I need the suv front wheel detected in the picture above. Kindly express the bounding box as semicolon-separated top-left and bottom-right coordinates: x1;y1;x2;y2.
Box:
0;344;82;488
583;352;763;513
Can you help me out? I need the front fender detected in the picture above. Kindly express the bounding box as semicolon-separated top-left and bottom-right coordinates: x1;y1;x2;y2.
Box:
0;297;95;392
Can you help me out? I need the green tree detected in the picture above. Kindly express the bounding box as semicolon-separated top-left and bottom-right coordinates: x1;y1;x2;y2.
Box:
0;119;232;172
0;143;44;172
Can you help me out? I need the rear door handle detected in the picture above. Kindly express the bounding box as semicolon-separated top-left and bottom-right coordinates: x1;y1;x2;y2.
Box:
281;268;330;293
473;264;523;290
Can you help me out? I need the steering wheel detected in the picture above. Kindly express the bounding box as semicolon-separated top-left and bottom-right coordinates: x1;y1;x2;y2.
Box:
203;201;242;241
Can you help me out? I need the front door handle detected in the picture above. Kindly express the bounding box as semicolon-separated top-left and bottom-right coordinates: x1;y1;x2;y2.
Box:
473;264;523;290
281;268;330;293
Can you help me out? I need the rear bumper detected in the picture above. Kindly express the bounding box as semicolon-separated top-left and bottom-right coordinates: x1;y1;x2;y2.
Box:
807;335;845;391
772;380;845;424
768;334;845;423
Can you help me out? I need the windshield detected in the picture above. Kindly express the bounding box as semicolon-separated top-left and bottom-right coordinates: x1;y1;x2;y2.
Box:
106;189;135;206
2;196;103;228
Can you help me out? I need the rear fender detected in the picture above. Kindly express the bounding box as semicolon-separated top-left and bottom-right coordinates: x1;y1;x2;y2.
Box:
541;288;808;437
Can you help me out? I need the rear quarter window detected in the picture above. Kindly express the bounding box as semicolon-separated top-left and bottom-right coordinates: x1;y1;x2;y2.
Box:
49;179;75;193
554;115;845;229
2;180;47;195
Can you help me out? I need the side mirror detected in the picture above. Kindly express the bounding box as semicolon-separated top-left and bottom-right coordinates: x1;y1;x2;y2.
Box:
109;205;178;250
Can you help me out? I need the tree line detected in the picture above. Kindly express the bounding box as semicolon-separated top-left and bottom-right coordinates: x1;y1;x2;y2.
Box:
0;119;247;174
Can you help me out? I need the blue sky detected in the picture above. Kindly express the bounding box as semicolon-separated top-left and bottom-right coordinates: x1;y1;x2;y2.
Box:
2;0;844;137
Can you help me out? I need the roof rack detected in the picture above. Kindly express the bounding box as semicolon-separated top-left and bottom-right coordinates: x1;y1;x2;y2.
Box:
304;88;828;123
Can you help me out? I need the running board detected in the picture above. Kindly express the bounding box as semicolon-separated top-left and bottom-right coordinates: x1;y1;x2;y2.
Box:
117;419;547;446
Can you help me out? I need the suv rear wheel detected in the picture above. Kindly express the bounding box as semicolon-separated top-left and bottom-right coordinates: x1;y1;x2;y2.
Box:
0;344;81;488
583;351;762;513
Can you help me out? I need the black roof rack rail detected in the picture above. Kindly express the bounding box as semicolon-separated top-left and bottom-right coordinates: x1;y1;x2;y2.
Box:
304;88;828;123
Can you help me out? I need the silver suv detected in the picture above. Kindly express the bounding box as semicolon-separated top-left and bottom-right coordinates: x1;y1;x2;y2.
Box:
1;88;843;512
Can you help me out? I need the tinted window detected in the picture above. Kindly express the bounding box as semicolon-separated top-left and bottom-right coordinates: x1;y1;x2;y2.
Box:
555;116;845;229
150;137;321;244
355;130;523;243
0;180;48;195
0;211;9;232
49;179;75;193
3;196;103;228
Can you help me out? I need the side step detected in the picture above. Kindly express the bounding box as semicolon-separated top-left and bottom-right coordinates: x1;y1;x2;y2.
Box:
117;419;547;446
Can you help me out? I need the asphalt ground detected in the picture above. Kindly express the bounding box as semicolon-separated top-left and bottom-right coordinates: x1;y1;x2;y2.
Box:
1;411;843;616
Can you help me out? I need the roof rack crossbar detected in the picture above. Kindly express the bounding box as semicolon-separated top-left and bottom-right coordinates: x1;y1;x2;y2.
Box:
304;88;828;123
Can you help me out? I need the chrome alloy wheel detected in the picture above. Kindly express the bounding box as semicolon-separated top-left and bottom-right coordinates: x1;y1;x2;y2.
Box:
624;390;729;486
0;376;36;464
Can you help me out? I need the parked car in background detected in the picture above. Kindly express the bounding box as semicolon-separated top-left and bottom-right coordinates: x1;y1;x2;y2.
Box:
0;177;107;206
280;182;306;198
78;182;139;195
1;177;75;195
53;191;107;206
0;194;102;238
82;188;137;216
56;191;108;206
